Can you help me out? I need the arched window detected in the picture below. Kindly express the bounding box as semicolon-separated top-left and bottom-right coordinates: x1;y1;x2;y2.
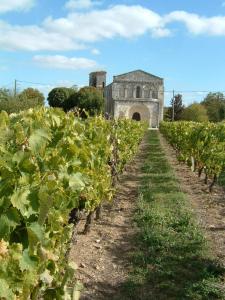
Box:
136;86;141;98
152;91;158;99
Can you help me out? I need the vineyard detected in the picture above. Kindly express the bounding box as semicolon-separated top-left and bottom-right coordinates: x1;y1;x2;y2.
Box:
160;121;225;191
1;111;225;300
0;107;146;299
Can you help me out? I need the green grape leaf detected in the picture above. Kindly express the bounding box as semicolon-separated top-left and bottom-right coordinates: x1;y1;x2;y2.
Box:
27;222;43;240
69;173;85;190
13;151;36;173
10;188;30;216
51;114;61;127
0;279;14;300
12;150;25;164
0;208;21;239
29;128;51;153
0;215;11;239
6;207;21;227
38;187;53;226
19;248;38;271
10;243;23;260
27;222;44;251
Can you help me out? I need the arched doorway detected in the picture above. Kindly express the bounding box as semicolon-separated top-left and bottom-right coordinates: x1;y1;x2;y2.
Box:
132;112;141;121
128;104;151;126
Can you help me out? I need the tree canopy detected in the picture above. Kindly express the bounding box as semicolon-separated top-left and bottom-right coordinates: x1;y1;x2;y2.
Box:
47;87;75;110
47;86;104;115
181;103;208;122
18;88;45;105
0;88;44;114
73;86;104;116
201;92;225;122
166;94;184;121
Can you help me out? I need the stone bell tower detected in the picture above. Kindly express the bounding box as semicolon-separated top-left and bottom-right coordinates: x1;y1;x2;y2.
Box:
89;71;107;89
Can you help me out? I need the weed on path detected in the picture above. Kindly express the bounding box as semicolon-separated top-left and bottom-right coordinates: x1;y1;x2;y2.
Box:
121;131;225;300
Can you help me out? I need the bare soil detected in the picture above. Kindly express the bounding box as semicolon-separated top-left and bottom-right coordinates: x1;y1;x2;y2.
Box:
70;132;225;300
69;135;150;300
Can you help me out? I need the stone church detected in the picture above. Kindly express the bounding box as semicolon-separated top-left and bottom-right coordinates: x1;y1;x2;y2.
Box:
89;70;164;128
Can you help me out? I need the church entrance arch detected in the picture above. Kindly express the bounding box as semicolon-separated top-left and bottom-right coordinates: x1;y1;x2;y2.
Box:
128;104;151;126
132;112;141;121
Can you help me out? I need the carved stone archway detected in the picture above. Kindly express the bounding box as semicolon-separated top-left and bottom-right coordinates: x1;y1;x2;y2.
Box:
128;104;151;126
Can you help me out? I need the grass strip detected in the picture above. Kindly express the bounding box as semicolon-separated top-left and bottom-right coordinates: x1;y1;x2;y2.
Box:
122;131;225;300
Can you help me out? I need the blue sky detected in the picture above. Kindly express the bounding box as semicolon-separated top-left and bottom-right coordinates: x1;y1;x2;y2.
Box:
1;0;225;105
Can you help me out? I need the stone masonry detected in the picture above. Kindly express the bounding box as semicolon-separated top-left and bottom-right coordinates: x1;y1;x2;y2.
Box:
90;70;164;127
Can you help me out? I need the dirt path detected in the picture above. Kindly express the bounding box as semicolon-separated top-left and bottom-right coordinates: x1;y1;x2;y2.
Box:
159;133;225;265
69;135;150;300
70;132;225;300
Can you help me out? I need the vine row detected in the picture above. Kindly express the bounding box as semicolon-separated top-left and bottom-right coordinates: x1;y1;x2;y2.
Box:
160;121;225;192
0;107;147;299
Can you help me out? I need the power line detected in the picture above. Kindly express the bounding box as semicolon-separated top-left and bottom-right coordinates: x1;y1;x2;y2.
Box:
16;80;53;86
165;90;225;93
2;80;225;94
12;80;225;93
14;79;17;97
1;81;13;89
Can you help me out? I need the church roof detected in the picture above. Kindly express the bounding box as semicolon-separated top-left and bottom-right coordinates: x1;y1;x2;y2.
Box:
113;69;163;81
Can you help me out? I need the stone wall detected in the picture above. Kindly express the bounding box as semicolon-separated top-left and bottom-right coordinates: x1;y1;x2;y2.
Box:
89;71;107;88
114;100;160;127
104;70;164;127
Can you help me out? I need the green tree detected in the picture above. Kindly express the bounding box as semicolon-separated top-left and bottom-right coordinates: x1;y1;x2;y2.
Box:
163;107;171;121
70;86;104;116
47;87;75;111
167;94;184;121
201;92;225;122
0;88;43;114
18;88;45;105
0;88;12;101
181;103;208;122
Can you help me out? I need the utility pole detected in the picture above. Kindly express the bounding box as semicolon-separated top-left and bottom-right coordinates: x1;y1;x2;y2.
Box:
14;79;17;97
172;89;175;121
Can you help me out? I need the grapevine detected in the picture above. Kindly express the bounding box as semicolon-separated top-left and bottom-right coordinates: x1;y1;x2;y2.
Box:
160;121;225;192
0;107;147;299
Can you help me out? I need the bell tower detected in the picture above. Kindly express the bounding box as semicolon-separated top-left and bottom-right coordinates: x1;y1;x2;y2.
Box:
89;71;107;89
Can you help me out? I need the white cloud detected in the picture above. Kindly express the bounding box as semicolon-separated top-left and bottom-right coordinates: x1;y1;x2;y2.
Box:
0;5;225;51
33;55;98;70
151;27;171;38
0;5;167;51
165;11;225;36
0;0;35;13
65;0;100;10
43;5;166;42
91;48;100;55
0;20;84;51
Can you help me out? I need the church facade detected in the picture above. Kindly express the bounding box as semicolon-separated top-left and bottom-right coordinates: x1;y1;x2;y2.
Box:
89;70;164;127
